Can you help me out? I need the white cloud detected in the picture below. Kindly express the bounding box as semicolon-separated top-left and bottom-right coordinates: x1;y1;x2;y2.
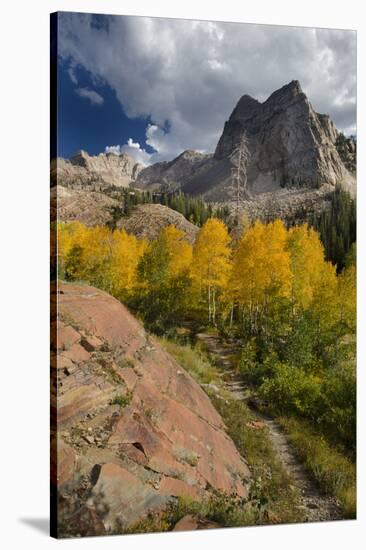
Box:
68;65;78;85
75;87;104;106
105;125;178;166
104;145;122;155
105;135;156;166
59;14;356;160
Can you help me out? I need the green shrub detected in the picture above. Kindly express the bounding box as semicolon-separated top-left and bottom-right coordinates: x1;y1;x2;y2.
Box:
238;339;257;379
319;363;356;451
112;392;132;408
259;362;322;419
238;344;278;386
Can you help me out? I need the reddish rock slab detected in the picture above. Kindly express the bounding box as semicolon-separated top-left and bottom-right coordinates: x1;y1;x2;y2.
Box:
55;355;76;372
61;343;90;363
58;283;145;354
57;323;81;351
88;463;167;530
67;506;106;538
54;283;251;535
57;381;115;426
172;514;220;531
118;367;138;391
159;477;199;500
53;439;77;487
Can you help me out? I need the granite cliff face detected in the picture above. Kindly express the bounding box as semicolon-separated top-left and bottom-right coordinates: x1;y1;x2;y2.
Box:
136;81;355;200
52;150;143;189
213;80;353;194
136;149;212;191
51;283;250;537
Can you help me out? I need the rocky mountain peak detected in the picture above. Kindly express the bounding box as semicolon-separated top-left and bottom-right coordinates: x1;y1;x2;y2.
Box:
262;80;309;115
212;80;354;195
52;150;144;189
229;94;261;122
177;149;207;159
70;149;90;167
268;79;303;99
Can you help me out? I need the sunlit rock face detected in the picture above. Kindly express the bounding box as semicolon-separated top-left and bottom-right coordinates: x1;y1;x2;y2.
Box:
51;150;143;189
51;283;251;536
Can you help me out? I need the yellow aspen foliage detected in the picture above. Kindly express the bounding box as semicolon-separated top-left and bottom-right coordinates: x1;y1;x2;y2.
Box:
191;218;231;323
263;219;292;298
287;224;325;309
57;221;89;278
57;222;145;298
57;221;84;260
160;225;193;279
72;225;113;282
108;229;146;297
233;220;291;311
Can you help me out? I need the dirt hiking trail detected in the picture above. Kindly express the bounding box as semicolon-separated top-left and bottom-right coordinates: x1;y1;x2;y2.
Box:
196;332;343;523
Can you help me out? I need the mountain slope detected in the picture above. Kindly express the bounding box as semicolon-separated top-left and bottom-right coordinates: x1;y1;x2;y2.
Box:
51;185;120;227
136;150;212;191
116;203;199;242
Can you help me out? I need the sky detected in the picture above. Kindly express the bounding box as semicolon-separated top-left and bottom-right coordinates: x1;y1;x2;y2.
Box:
56;12;356;165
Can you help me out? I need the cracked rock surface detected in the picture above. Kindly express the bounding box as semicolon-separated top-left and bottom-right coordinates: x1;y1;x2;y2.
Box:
51;283;250;536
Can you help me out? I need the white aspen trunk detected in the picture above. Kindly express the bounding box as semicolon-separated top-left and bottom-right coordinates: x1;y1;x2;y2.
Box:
230;302;234;327
212;287;216;326
208;264;212;324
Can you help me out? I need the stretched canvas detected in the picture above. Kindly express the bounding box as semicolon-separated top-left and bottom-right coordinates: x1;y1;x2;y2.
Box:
50;11;357;539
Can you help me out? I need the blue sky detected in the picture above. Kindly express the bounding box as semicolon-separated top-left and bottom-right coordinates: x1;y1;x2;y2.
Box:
57;60;155;158
57;12;356;165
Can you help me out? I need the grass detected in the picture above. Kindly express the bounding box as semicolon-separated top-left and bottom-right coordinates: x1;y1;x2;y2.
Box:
210;394;304;524
159;339;221;385
121;493;256;534
277;416;356;518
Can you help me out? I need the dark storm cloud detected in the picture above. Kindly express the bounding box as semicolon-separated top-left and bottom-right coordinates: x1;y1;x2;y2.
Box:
58;13;356;163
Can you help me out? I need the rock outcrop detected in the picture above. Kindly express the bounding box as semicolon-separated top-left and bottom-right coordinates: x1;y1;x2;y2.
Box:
136;149;212;191
116;203;199;243
213;80;354;194
136;81;356;201
52;150;143;189
51;283;250;537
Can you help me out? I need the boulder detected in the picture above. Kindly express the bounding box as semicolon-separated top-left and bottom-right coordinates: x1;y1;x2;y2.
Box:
172;514;220;531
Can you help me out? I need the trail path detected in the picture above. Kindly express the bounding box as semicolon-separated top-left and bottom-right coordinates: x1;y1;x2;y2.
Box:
196;332;343;522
